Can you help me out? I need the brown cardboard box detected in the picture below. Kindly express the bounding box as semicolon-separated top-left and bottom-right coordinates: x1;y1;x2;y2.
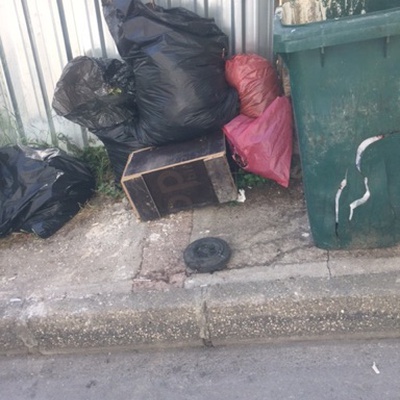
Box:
121;132;237;221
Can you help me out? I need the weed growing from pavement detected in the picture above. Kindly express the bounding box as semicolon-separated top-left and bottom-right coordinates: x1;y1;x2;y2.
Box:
78;145;123;199
234;169;269;189
56;134;123;199
0;109;18;146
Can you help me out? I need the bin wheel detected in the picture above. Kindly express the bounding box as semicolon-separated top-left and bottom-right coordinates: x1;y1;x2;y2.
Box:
183;237;231;273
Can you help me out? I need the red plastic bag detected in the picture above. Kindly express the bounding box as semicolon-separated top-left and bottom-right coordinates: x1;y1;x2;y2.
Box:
223;96;293;188
225;54;281;118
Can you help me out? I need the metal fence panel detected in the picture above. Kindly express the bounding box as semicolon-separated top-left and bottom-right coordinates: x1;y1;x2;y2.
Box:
0;0;274;149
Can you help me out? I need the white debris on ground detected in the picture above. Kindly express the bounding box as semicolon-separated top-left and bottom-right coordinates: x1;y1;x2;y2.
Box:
372;362;380;374
237;189;246;203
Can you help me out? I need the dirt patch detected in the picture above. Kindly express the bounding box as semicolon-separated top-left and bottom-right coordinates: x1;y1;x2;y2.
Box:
0;194;145;299
0;175;310;296
0;195;114;250
132;211;193;291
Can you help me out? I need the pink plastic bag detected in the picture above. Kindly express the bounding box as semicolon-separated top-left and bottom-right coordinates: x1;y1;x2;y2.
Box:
225;54;281;118
223;96;293;188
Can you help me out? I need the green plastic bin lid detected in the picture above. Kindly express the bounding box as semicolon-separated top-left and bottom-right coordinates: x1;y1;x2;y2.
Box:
274;6;400;53
368;0;400;12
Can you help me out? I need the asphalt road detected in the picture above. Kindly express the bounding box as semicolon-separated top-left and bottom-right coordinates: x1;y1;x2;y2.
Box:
1;339;400;400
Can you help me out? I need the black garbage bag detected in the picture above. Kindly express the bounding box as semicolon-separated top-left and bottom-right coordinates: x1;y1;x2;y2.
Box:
102;0;240;146
92;120;144;181
0;145;95;238
52;56;137;131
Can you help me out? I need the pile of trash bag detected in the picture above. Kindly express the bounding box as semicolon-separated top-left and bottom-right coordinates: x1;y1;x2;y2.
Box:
0;145;95;238
52;0;293;191
223;54;293;188
53;0;239;182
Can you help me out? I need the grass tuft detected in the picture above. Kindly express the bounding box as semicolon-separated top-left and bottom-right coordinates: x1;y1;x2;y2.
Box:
234;169;269;189
77;145;123;199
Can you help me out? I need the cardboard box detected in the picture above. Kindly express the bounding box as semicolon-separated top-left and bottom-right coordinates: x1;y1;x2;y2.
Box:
121;131;237;221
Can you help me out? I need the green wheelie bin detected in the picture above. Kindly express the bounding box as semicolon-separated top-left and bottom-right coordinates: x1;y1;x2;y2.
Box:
274;2;400;249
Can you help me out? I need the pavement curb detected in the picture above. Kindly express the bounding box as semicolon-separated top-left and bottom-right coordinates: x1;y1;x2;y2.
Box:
1;268;400;355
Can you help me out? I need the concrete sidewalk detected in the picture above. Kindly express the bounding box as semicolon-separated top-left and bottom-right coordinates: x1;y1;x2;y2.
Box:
1;180;400;355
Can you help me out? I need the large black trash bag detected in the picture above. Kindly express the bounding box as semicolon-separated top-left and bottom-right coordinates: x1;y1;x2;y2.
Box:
102;0;240;146
52;56;137;131
0;145;95;238
92;120;143;181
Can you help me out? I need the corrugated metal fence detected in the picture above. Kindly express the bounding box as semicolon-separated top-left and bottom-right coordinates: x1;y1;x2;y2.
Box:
0;0;275;149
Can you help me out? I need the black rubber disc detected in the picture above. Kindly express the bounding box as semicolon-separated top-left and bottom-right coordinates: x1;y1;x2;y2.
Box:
183;237;231;273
